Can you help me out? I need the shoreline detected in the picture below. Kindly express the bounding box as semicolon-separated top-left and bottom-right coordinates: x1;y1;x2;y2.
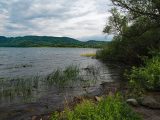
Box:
32;82;160;120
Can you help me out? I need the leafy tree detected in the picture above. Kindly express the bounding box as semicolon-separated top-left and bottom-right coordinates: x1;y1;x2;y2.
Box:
111;0;160;23
103;8;128;36
98;0;160;64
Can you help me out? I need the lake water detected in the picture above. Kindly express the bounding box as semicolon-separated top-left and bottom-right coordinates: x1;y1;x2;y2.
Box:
0;48;123;120
0;48;98;78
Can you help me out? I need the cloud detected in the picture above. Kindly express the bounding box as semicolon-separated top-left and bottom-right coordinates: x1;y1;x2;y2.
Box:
0;0;112;41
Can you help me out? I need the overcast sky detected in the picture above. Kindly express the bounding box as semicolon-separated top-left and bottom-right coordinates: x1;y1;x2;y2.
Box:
0;0;112;41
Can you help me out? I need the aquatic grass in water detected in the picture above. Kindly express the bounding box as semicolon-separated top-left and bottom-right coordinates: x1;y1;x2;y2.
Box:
46;65;98;88
51;94;142;120
0;77;40;102
80;53;96;57
46;65;80;87
0;65;101;103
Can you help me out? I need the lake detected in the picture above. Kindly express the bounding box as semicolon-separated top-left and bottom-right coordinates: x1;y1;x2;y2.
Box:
0;48;123;120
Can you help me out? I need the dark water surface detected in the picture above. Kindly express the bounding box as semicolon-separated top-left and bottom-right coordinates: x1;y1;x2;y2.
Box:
0;48;124;120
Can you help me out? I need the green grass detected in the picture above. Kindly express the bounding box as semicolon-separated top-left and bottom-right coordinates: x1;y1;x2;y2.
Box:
51;94;142;120
80;53;96;57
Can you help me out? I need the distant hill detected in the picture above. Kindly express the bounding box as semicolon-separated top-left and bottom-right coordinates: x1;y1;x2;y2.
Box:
0;36;108;48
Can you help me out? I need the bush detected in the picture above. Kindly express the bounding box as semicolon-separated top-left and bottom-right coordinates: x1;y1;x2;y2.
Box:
96;37;143;64
127;56;160;95
51;94;141;120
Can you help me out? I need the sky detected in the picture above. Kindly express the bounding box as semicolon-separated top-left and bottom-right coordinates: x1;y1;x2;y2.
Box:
0;0;112;41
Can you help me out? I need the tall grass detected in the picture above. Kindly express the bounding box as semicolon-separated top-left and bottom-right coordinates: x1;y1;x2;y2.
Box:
46;65;80;87
46;65;98;88
0;77;40;101
51;94;142;120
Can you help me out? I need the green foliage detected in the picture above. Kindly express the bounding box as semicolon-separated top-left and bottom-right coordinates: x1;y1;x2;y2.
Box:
111;0;160;23
126;56;160;97
103;8;128;35
97;0;160;64
51;94;142;120
96;38;129;63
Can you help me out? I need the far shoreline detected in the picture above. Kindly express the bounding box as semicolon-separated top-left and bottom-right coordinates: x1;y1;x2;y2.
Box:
0;46;100;49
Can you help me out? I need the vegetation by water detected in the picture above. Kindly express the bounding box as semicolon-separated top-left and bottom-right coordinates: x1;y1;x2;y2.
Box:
0;65;99;102
49;0;160;119
0;36;108;48
51;94;141;120
96;0;160;94
126;55;160;97
46;65;98;88
1;0;160;119
46;65;80;87
80;53;96;57
97;0;160;65
0;77;40;102
93;1;160;119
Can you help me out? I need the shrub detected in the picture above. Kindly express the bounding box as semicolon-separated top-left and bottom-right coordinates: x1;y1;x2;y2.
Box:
127;56;160;96
51;94;141;120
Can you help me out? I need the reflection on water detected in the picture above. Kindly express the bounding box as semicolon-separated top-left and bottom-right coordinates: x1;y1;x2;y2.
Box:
0;48;124;120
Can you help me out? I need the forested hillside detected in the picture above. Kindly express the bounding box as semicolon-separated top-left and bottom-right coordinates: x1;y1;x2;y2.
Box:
0;36;107;48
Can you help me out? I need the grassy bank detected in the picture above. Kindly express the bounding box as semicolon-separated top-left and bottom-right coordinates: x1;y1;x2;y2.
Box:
51;94;141;120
